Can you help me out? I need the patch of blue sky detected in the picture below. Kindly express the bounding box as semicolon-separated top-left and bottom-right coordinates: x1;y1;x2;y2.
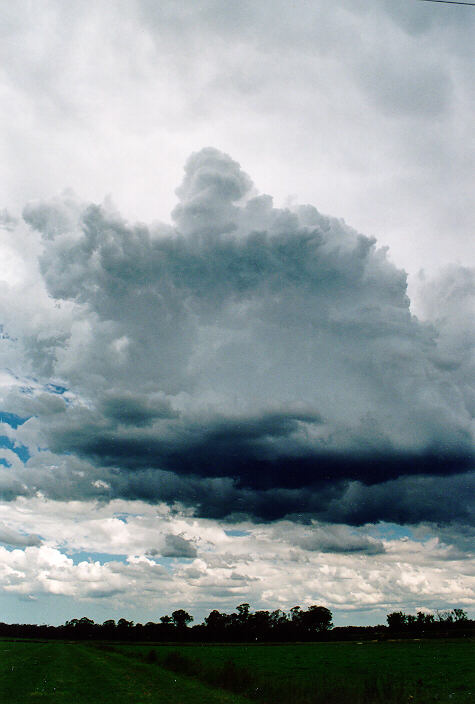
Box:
68;551;128;565
367;522;417;541
152;556;194;570
0;592;116;626
333;607;390;627
112;513;131;522
45;383;68;395
0;412;30;428
0;458;11;467
19;385;34;395
0;436;30;462
224;530;250;537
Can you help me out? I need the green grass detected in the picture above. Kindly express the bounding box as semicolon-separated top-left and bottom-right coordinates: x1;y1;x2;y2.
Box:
0;639;473;703
116;639;475;703
0;640;249;703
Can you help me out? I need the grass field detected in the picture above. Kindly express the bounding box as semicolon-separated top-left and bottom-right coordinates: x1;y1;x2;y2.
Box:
0;640;248;703
0;639;473;703
117;639;474;703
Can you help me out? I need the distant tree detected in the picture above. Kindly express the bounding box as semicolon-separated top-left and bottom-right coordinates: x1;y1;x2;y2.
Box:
251;610;272;640
387;608;472;634
101;619;116;639
301;606;333;633
289;606;303;625
64;616;96;639
437;610;455;624
204;610;230;631
64;618;79;628
452;608;468;622
416;612;433;626
387;612;407;629
270;609;287;627
235;603;250;623
171;609;193;629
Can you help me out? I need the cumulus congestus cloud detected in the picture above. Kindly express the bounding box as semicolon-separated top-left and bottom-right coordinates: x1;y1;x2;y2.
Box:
2;147;474;524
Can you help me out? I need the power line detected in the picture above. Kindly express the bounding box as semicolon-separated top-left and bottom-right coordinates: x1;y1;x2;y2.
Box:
417;0;475;6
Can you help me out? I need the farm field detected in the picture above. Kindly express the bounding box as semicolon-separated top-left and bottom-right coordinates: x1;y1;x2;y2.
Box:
117;639;475;703
0;640;248;703
0;638;473;703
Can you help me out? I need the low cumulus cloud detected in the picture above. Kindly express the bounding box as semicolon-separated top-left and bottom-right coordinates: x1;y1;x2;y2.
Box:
0;497;471;617
0;523;42;548
145;533;198;559
274;522;385;555
0;148;473;527
0;545;169;600
159;534;198;559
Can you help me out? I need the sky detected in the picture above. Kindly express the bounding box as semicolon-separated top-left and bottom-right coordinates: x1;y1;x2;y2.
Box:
0;0;473;627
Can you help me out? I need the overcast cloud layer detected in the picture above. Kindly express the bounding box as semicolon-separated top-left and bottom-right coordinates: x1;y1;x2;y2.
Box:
1;0;474;275
0;0;473;623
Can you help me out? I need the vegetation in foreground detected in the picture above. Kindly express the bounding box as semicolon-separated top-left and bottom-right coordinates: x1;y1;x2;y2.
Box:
115;639;475;704
0;640;248;704
0;637;472;703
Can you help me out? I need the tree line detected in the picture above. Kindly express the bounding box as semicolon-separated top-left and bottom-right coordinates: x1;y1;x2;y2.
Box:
385;608;471;634
0;605;471;642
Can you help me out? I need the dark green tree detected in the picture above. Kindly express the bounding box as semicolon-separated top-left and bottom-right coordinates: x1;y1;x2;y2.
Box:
301;606;333;632
235;603;250;623
204;610;230;631
387;612;407;629
171;609;193;629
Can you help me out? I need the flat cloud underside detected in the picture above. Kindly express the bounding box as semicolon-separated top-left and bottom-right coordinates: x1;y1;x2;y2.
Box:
110;470;475;526
7;461;472;525
2;148;473;525
47;415;472;488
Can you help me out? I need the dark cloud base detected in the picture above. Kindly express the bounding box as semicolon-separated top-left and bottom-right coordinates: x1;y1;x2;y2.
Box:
62;433;472;489
37;464;471;526
42;406;473;523
109;468;475;526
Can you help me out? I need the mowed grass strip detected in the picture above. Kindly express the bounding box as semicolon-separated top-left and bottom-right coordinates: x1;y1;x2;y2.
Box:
115;639;475;704
0;640;250;703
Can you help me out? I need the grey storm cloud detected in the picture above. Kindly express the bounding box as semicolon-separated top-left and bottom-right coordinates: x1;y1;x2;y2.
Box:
2;147;473;525
99;391;178;427
322;473;475;527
